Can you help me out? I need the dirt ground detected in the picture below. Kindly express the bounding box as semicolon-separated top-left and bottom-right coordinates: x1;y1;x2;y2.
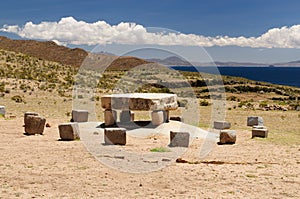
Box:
0;116;299;199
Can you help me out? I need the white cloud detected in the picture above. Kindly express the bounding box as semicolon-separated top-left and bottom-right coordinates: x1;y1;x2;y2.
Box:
1;16;300;48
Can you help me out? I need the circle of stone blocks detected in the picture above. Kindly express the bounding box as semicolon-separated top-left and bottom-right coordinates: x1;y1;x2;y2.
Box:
71;110;89;122
213;121;231;130
169;131;190;147
120;110;134;123
247;116;264;126
104;128;126;145
252;128;268;138
24;115;46;135
24;112;39;125
104;109;117;126
0;106;5;117
58;122;80;140
218;130;236;144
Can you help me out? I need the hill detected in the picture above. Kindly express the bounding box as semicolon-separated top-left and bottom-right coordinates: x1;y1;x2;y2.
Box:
0;36;149;70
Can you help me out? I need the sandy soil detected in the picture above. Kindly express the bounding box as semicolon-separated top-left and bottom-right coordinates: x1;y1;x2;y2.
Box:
0;117;299;199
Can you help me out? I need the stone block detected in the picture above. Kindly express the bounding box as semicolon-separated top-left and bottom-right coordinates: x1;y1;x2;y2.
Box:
120;110;134;123
0;106;5;116
25;115;46;135
24;112;39;124
151;110;164;126
252;128;268;138
72;110;88;122
58;123;80;140
247;116;263;126
218;130;236;144
169;131;190;147
104;128;126;145
214;121;231;130
104;109;117;126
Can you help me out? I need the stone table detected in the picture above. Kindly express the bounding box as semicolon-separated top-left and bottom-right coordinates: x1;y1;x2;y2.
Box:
101;93;178;126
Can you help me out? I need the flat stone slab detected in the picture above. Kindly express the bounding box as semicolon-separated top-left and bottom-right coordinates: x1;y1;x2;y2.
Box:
58;123;80;140
101;93;178;111
213;121;231;130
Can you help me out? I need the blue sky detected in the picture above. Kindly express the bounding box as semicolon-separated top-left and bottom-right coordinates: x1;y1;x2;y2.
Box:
1;0;300;63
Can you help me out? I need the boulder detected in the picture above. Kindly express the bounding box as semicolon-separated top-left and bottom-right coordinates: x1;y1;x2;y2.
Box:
247;116;263;126
213;121;231;130
151;110;164;126
0;106;5;116
120;110;134;123
71;110;88;122
58;123;80;140
218;130;236;144
104;128;126;145
252;128;268;138
104;109;117;126
169;131;190;147
24;115;46;135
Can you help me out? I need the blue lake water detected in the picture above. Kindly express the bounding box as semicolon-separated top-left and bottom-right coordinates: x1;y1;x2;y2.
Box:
171;66;300;88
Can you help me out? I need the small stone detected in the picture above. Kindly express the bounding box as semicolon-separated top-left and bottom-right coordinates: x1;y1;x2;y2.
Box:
71;110;88;122
45;123;51;127
104;128;126;145
213;121;231;130
247;116;264;126
218;130;236;144
58;122;80;140
252;128;268;138
169;131;190;147
25;115;46;135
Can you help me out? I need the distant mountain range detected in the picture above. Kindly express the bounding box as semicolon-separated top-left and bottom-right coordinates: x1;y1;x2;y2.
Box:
0;36;299;68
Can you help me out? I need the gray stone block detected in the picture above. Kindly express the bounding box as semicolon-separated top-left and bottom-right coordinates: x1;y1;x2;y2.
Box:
25;115;46;135
104;128;126;145
72;110;88;122
219;130;236;144
58;123;80;140
104;109;117;126
247;116;264;126
169;131;190;147
214;121;231;130
0;106;5;116
151;110;164;126
120;110;134;123
252;128;268;138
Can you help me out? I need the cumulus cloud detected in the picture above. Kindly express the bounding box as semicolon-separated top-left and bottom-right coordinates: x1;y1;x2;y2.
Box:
1;16;300;48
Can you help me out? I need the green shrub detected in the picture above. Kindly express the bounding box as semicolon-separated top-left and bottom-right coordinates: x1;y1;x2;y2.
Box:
11;95;23;103
200;100;209;106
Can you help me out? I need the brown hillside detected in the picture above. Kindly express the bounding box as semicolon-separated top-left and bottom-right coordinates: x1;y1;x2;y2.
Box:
0;36;88;67
0;36;150;70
